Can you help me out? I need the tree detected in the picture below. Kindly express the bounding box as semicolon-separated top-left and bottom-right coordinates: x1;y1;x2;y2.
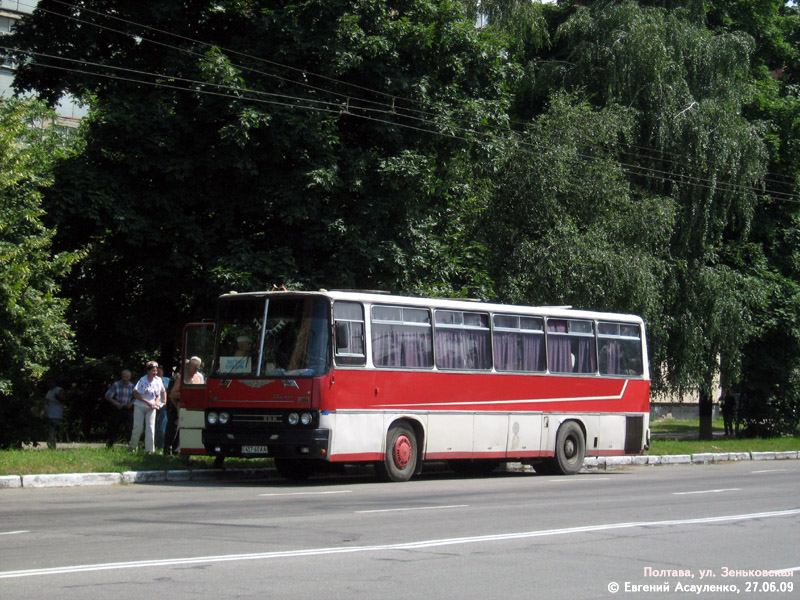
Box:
0;98;83;447
9;0;517;364
483;1;770;438
486;92;674;326
707;0;800;435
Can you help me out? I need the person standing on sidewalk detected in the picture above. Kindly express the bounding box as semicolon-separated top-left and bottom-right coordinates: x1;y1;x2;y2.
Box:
722;389;736;437
104;370;135;447
130;361;166;453
45;380;67;449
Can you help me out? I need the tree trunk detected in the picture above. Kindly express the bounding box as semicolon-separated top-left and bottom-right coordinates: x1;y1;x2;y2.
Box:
698;386;714;441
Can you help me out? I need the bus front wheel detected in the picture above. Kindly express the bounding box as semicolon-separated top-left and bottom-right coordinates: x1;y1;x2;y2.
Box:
376;423;417;482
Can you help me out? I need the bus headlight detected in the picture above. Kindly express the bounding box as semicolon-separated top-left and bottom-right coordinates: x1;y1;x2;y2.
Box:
219;412;230;425
207;412;218;425
287;412;299;426
300;412;313;426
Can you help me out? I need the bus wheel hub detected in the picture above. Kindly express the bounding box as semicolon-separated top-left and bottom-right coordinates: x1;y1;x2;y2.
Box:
564;439;575;459
393;436;412;468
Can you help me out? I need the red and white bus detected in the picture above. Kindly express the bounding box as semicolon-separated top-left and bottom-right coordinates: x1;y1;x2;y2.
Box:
178;290;650;481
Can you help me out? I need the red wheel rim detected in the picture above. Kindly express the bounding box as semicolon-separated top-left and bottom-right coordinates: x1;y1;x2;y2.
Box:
393;435;412;469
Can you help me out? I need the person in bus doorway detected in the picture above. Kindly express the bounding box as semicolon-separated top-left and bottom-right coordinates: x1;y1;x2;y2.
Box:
104;369;135;447
130;361;167;453
165;357;205;455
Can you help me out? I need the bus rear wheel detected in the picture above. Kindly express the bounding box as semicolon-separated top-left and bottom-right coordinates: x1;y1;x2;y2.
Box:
550;421;585;475
376;423;417;482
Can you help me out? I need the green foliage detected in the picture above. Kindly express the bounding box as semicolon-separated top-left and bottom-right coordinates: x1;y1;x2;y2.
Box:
0;445;275;476
544;1;769;399
0;99;83;404
4;0;800;441
486;92;673;327
10;0;517;362
708;1;800;430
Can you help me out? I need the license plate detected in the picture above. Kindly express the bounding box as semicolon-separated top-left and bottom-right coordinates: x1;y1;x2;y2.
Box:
241;445;269;454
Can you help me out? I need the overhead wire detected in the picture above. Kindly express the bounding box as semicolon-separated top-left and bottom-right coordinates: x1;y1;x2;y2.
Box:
8;42;798;204
6;1;799;203
33;0;798;195
21;0;800;197
31;0;475;128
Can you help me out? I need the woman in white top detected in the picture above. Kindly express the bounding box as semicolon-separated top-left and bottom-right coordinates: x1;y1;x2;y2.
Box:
130;361;166;453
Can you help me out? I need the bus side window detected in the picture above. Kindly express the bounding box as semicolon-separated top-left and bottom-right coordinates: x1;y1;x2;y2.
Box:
434;310;491;370
598;322;643;376
547;319;596;374
371;305;433;369
334;301;366;366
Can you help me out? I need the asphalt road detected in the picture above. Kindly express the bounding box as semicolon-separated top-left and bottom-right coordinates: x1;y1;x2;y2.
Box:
1;462;798;599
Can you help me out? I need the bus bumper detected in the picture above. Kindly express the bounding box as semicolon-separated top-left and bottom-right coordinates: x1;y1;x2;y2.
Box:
202;428;330;460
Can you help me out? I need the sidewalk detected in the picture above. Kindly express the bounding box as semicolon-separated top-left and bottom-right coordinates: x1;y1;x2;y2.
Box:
1;450;798;489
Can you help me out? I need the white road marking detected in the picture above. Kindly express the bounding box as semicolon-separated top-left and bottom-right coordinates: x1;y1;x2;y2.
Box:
356;504;468;514
258;490;353;497
546;477;611;482
752;469;788;474
673;488;741;495
0;531;29;536
1;508;798;580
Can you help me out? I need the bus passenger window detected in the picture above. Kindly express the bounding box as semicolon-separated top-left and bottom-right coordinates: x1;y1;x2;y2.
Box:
434;310;491;370
598;322;643;376
371;305;433;368
493;314;545;372
547;319;596;374
334;301;365;366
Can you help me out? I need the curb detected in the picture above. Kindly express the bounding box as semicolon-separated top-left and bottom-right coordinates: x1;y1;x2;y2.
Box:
1;451;798;489
581;450;798;471
0;466;283;489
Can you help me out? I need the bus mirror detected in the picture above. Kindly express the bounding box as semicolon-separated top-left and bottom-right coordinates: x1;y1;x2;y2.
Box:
335;322;349;350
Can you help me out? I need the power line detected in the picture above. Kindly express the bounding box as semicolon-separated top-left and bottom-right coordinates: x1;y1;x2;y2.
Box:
6;3;799;202
8;42;798;204
37;0;797;195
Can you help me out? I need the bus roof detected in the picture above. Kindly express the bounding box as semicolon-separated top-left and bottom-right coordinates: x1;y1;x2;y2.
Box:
219;290;645;325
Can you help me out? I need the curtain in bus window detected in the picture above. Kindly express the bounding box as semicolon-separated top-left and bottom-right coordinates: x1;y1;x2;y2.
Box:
599;339;622;374
547;320;572;373
347;322;364;354
494;332;545;372
522;332;545;371
397;326;432;368
576;337;597;373
436;329;491;370
493;331;518;371
435;329;461;369
372;324;432;368
373;324;401;367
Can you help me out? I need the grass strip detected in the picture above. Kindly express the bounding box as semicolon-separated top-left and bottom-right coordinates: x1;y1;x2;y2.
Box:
0;446;272;476
2;435;799;476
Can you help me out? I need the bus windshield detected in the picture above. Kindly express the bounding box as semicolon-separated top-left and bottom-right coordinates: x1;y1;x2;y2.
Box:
212;295;330;378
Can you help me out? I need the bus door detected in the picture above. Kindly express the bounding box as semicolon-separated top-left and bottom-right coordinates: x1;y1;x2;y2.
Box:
177;322;215;456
